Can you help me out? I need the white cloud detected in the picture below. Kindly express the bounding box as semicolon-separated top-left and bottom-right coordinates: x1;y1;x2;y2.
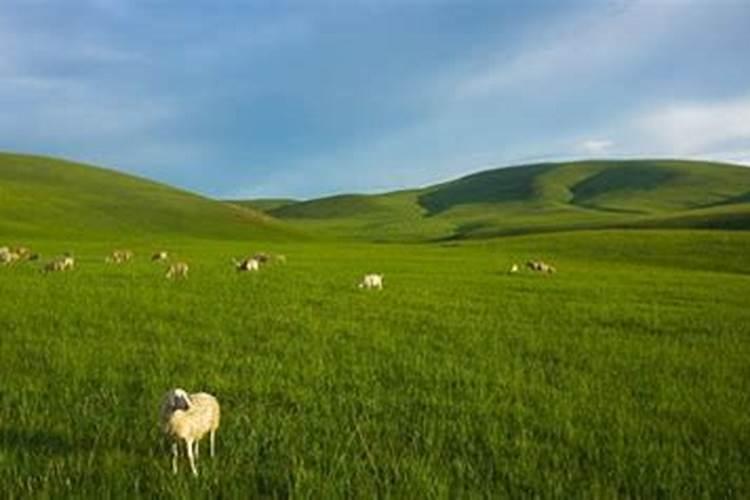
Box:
634;95;750;155
578;139;614;155
452;1;691;100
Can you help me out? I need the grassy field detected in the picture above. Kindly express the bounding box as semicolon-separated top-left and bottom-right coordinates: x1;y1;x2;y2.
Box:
1;230;749;497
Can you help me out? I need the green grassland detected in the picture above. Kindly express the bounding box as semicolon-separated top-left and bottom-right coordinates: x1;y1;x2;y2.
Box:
1;154;749;497
263;159;750;240
0;153;293;241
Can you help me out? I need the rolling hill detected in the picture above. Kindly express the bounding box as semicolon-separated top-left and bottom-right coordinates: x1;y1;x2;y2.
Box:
0;152;294;241
258;160;750;241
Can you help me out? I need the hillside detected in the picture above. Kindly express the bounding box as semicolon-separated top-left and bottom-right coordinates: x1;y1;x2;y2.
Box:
259;160;750;240
227;198;298;212
0;153;293;241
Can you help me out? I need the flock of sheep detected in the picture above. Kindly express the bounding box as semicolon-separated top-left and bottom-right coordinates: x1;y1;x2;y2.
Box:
0;245;391;290
509;260;557;274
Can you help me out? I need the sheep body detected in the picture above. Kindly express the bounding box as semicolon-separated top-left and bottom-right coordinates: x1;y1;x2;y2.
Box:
359;273;384;290
526;260;556;273
161;389;220;475
166;262;189;279
44;256;74;273
234;257;260;272
152;251;169;262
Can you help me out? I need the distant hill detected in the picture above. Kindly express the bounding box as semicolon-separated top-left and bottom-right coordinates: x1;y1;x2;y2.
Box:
227;198;298;212
254;159;750;240
0;153;294;241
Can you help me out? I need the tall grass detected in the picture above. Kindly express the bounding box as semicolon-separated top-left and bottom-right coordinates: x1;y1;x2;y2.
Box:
1;231;749;497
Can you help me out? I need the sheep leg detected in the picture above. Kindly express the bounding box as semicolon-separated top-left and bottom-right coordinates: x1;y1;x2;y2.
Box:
194;439;200;459
186;439;198;476
172;442;179;474
210;430;215;457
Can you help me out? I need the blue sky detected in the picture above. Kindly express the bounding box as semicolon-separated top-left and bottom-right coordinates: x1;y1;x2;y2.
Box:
1;0;749;199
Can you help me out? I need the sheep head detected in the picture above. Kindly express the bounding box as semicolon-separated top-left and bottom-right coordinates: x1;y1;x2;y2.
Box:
166;388;192;412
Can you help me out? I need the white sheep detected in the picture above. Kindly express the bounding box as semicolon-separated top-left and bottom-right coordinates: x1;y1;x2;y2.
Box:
526;260;556;274
233;257;260;272
508;263;519;274
0;248;20;265
358;273;384;290
166;262;189;279
160;388;221;476
106;249;129;264
44;255;74;273
152;251;169;262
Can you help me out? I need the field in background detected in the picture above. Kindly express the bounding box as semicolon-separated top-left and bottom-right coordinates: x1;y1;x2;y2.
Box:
1;230;749;497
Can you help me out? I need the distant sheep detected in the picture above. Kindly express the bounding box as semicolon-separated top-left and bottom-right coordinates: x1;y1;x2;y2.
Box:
44;255;74;273
508;263;520;274
152;251;169;262
160;388;221;476
106;249;134;264
233;257;260;272
274;254;287;264
253;252;270;265
0;247;20;265
526;260;556;274
359;273;384;290
11;246;31;260
166;262;189;279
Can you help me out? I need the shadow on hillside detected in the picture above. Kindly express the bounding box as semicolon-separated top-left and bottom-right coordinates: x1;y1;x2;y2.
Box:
418;163;556;216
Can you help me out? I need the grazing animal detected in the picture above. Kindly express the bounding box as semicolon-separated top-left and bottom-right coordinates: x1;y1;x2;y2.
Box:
253;252;270;265
11;246;31;260
106;249;134;264
274;254;287;264
152;251;169;262
508;263;520;274
526;260;556;273
0;248;20;265
44;255;75;273
359;273;384;290
233;257;260;272
160;388;221;476
166;262;189;279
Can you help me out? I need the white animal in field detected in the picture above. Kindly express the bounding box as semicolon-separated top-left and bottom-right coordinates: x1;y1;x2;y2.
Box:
106;249;133;264
526;260;556;274
152;251;169;262
44;255;74;273
274;254;287;264
508;263;519;274
0;248;20;265
160;388;221;476
358;273;384;290
166;262;189;279
233;257;260;272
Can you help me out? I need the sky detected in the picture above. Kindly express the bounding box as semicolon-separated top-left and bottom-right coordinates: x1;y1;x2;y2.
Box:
1;0;749;199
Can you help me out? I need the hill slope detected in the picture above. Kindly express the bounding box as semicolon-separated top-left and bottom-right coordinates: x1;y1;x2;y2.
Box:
0;153;293;240
260;160;750;240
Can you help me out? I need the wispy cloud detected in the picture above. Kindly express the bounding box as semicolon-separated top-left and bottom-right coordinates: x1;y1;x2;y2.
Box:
633;95;750;155
577;139;615;156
